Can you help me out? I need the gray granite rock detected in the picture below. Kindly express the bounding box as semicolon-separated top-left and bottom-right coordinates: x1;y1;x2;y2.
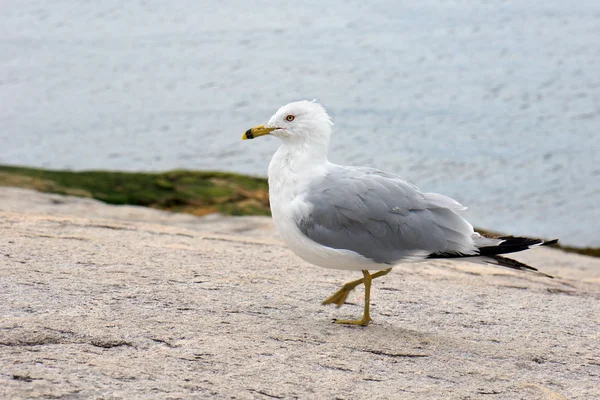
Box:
1;187;598;399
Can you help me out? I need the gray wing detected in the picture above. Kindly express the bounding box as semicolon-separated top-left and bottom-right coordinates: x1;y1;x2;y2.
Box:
295;166;476;264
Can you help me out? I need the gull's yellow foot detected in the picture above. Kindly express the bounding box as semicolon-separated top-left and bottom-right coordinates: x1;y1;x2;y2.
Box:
334;316;372;327
322;281;362;307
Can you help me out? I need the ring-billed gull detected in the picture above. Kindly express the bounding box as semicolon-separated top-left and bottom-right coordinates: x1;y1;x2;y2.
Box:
243;100;557;326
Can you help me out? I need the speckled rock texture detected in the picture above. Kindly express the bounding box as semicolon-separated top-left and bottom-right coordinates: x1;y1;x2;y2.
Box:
1;187;599;399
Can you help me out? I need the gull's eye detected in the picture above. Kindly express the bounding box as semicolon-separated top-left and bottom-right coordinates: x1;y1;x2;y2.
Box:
285;115;295;122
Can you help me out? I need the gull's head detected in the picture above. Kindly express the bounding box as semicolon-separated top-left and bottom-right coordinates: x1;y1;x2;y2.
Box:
242;100;333;145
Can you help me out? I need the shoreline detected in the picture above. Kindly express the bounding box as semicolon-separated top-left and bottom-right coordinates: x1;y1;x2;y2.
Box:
1;163;597;258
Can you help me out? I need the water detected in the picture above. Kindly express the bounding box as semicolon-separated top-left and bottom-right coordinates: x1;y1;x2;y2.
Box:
1;0;599;247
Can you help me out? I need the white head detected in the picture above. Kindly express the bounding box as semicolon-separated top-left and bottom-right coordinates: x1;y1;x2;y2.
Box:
243;100;334;146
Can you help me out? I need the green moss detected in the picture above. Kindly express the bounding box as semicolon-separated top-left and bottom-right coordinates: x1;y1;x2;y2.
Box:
0;164;270;217
1;164;598;258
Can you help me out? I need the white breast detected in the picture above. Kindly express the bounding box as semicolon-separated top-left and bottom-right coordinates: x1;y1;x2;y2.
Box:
267;146;386;272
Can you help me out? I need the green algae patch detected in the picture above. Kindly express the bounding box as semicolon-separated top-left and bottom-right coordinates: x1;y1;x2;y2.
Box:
0;165;270;216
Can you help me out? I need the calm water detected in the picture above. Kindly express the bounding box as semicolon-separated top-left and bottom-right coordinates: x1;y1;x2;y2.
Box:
1;1;599;246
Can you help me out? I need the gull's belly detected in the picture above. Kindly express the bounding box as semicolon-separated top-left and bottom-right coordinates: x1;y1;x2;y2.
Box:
267;148;387;271
270;202;387;272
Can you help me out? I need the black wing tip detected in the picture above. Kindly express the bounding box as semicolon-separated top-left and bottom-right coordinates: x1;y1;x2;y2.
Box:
484;235;559;246
429;237;560;260
478;236;559;257
427;252;470;259
427;253;554;278
496;235;543;246
542;239;559;246
493;255;554;279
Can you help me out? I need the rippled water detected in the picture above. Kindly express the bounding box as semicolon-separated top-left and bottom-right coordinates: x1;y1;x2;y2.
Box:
1;0;599;246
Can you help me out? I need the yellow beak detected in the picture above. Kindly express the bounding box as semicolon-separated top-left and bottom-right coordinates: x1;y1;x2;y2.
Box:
242;125;277;140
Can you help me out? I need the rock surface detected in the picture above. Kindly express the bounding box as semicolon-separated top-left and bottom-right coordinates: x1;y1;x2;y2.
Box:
1;187;599;399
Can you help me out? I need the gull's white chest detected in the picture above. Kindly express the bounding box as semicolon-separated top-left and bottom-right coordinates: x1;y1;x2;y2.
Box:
266;147;383;271
267;147;311;233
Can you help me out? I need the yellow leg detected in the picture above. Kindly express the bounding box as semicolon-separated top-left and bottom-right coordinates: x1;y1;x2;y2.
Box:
334;270;373;326
322;268;392;308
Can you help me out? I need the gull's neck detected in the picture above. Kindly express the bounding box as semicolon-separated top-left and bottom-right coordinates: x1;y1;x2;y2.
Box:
268;141;330;199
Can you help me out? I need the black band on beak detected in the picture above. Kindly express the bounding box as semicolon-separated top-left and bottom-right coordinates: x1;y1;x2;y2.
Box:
245;129;254;139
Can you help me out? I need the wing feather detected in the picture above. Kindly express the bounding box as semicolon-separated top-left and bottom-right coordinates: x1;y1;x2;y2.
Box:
295;166;476;264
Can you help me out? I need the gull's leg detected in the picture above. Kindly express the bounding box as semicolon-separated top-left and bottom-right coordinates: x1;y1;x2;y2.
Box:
335;270;373;326
322;267;392;308
322;277;364;307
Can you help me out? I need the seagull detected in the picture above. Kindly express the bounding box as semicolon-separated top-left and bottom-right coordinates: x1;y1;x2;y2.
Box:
242;100;557;326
